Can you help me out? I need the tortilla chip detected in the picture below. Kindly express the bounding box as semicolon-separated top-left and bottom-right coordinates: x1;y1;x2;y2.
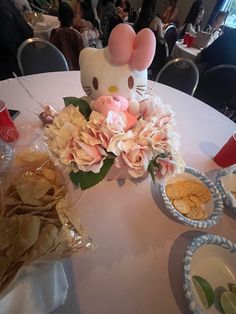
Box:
41;168;56;183
27;223;59;262
0;216;19;250
7;215;41;261
0;256;11;281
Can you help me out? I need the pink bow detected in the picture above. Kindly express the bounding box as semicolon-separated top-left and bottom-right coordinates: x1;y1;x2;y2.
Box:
108;24;156;72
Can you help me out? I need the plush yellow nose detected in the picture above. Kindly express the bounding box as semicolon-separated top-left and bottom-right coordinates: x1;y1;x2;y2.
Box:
108;86;118;93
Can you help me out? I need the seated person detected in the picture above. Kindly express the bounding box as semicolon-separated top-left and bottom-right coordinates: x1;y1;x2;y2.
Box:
12;0;31;15
196;28;236;74
148;17;169;80
179;0;204;38
115;0;130;13
63;0;78;14
80;0;98;23
28;0;51;12
205;11;228;45
0;0;33;80
48;0;60;16
162;0;178;25
116;6;126;20
100;1;116;46
108;10;123;34
76;19;100;48
133;0;159;33
34;0;51;10
50;2;84;70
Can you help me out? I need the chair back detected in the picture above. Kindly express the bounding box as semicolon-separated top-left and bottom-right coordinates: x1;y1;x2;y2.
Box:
194;64;236;112
156;58;199;96
164;23;178;54
17;38;69;75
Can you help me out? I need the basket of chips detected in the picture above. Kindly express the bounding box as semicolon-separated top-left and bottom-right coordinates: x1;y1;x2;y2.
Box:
0;148;95;297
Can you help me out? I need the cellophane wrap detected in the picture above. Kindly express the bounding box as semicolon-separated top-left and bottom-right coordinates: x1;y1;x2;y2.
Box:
0;142;95;299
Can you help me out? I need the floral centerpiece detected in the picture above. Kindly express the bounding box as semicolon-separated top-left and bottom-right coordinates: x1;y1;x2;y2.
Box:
45;24;184;190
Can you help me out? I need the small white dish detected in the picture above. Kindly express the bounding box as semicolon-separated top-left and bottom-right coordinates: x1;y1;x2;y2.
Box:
159;167;223;228
183;234;236;314
216;166;236;214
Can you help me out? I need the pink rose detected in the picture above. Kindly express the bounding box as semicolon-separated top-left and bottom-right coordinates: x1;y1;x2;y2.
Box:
150;130;169;152
155;157;174;176
107;131;134;155
134;119;155;140
80;111;113;149
114;139;153;178
72;141;107;173
106;111;127;132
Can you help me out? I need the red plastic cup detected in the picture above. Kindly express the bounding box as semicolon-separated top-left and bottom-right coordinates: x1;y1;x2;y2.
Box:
183;33;190;45
187;34;195;48
0;100;19;142
213;132;236;167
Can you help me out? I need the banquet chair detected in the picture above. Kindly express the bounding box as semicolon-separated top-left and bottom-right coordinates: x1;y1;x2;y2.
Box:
17;38;69;75
194;65;236;122
156;58;199;96
164;23;178;55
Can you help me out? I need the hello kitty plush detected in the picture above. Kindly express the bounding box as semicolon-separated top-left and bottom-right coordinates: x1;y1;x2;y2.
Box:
79;23;156;120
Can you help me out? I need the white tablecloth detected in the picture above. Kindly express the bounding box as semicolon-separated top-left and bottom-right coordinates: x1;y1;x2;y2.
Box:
0;71;235;314
171;41;201;61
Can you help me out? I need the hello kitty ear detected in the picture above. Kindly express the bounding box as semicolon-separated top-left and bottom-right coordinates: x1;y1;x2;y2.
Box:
108;24;156;71
129;29;156;71
108;24;136;65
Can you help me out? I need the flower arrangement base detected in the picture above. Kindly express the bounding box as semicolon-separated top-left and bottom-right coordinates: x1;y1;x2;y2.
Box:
105;165;131;181
105;165;147;181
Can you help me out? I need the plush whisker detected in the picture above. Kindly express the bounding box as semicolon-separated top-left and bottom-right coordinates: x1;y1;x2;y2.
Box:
83;86;91;89
139;98;149;103
136;87;146;92
136;89;143;96
137;85;146;88
84;87;92;91
87;91;92;96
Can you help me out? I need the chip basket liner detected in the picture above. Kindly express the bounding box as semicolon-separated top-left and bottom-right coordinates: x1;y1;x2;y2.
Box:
0;261;68;314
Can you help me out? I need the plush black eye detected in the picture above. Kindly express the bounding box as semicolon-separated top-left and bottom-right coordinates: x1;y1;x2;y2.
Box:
128;76;134;89
92;77;99;90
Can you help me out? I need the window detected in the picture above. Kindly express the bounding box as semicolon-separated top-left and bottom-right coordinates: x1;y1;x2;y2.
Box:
221;0;236;28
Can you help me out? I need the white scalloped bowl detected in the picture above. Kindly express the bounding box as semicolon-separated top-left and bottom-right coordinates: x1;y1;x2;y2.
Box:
183;234;236;314
159;167;224;228
216;166;236;214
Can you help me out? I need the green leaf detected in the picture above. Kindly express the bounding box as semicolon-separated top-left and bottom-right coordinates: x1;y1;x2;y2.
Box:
69;158;115;190
148;160;156;184
63;97;91;120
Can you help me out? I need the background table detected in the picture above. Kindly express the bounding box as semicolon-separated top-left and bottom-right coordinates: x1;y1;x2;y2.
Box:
171;41;201;61
0;72;235;314
32;14;60;41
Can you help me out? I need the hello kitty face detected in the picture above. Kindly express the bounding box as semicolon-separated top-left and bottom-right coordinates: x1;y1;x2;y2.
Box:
79;48;147;100
79;24;156;101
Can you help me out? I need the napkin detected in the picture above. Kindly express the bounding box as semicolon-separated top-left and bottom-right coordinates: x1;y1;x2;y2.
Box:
0;261;68;314
220;173;236;208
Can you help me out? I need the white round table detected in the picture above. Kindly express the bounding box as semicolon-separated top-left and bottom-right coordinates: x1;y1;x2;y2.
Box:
171;41;201;61
0;72;235;314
